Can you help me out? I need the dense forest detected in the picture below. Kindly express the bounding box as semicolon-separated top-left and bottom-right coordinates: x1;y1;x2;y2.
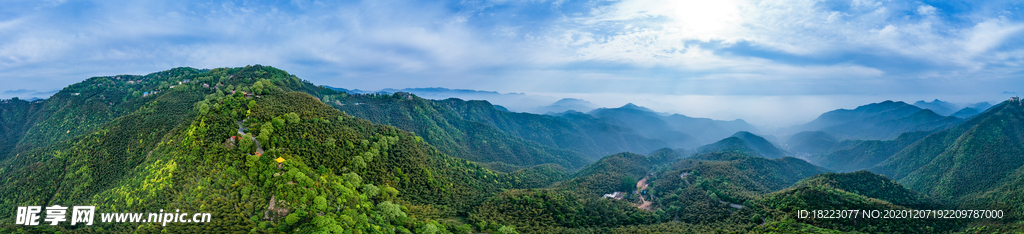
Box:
1;65;1022;233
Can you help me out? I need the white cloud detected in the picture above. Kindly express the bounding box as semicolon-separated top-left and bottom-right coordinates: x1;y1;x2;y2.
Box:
917;4;937;16
1;0;1022;123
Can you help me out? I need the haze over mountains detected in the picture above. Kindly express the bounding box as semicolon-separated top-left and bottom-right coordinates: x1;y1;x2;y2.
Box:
320;85;1010;132
2;66;1022;233
785;100;965;140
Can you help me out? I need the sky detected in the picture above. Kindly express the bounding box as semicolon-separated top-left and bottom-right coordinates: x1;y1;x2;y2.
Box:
1;0;1023;127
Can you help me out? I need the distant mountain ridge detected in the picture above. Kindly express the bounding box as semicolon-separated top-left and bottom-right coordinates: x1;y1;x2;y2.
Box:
695;131;787;158
588;103;757;148
9;65;1021;233
913;99;993;118
870;99;1024;207
535;98;598;114
789;100;963;140
331;94;672;167
913;99;958;116
326;86;553;113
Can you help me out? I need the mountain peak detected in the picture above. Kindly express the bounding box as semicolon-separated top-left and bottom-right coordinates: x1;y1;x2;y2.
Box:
912;99;958;116
697;131;786;158
731;131;756;138
618;103;655;112
535;98;597;114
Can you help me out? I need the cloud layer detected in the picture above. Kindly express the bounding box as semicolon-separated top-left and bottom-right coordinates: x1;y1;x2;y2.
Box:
1;0;1022;124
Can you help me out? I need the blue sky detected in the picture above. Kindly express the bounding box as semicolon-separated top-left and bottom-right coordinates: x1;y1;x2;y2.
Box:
2;0;1023;126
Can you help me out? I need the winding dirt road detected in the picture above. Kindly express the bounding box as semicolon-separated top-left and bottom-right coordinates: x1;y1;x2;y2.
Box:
636;177;653;211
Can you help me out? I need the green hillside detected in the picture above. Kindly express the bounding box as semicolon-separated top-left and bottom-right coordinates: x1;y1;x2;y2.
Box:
554;152;663;197
871;100;1024;214
0;98;43;158
554;111;670;156
327;92;671;170
786;131;841;156
586;103;759;148
951;107;981;119
695;131;787;158
791;100;963;140
808;131;931;172
588;104;703;149
470;189;659;232
327;93;588;170
4;65;1021;233
658;152;829;204
794;171;933;207
0;66;528;233
755;180;958;233
0;68;206;160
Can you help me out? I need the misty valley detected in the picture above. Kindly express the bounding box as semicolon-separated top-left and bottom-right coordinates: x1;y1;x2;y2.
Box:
2;65;1023;233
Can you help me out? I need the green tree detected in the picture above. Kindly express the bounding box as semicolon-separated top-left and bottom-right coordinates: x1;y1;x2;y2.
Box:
239;134;254;152
621;176;637;192
497;225;518;234
286;112;300;124
362;184;380;198
272;117;285;128
260;122;274;135
376;201;406;221
352;156;366;169
421;223;440;234
314;196;328;212
251;82;265;95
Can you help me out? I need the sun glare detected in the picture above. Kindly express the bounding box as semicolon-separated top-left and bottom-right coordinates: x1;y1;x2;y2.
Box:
659;0;743;38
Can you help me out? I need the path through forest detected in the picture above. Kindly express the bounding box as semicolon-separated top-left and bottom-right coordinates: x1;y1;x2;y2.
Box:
636;176;653;211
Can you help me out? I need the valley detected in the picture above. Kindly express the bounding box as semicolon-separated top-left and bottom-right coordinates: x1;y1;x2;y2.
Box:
0;65;1021;233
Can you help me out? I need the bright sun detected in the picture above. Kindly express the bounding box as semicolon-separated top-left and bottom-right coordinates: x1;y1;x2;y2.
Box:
652;0;744;38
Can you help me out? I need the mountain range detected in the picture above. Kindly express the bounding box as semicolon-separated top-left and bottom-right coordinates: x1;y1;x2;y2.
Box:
533;98;597;114
913;99;992;117
587;103;758;148
695;131;787;158
787;100;964;140
1;65;1021;233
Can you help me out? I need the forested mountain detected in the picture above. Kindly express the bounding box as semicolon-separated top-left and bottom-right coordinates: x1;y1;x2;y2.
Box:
695;131;787;158
913;99;958;116
0;98;43;158
328;93;667;168
327;86;553;113
554;151;673;197
533;98;597;114
649;152;829;226
970;101;994;110
587;103;757;148
660;152;828;201
914;100;996;119
804;131;931;172
789;100;963;140
0;66;532;233
326;94;590;171
0;68;206;161
587;104;702;149
2;65;1020;233
553;111;670;155
785;131;842;156
796;171;934;207
870;99;1024;215
756;171;958;233
662;114;757;145
951;107;981;118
